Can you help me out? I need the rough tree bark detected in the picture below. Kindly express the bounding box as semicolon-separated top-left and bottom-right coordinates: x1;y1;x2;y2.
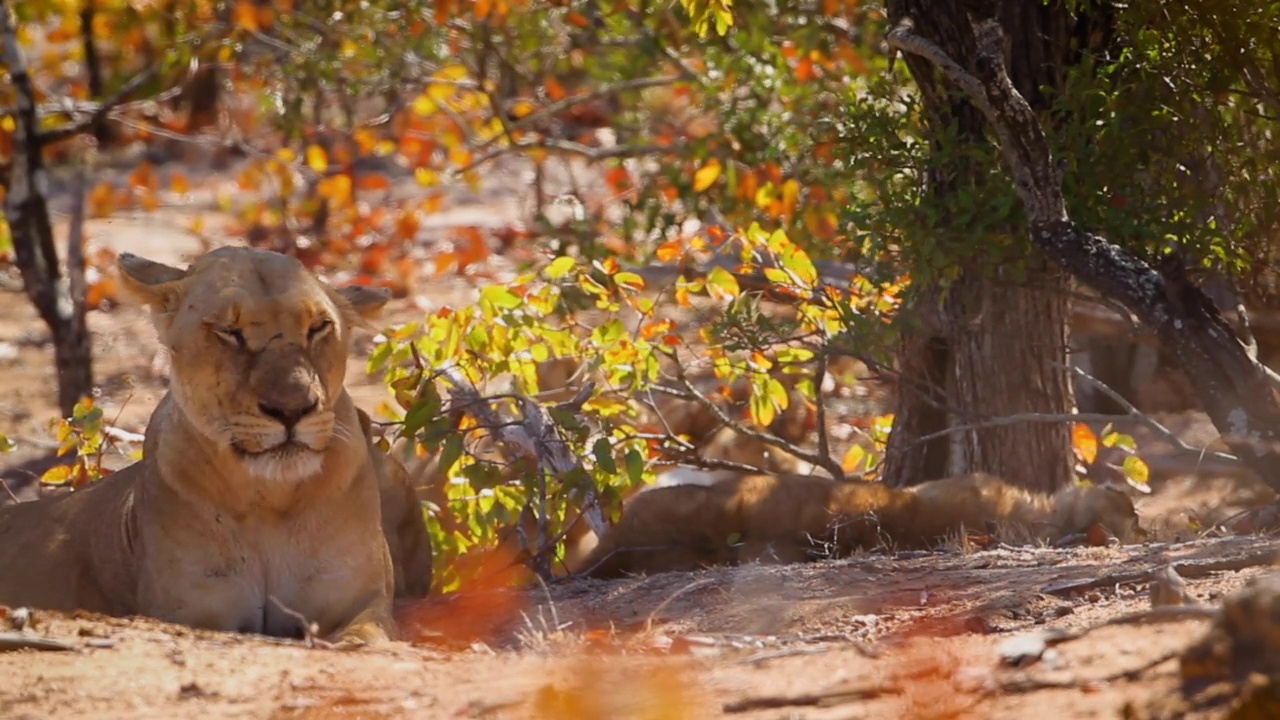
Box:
1;1;93;417
2;1;170;416
79;0;116;145
880;0;1104;493
886;6;1280;491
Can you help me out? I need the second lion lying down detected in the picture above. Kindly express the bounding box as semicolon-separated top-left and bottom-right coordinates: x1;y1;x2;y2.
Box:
575;472;1143;578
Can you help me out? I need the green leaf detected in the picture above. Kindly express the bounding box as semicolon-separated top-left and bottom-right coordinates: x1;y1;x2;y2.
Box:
439;432;465;475
625;448;645;484
614;271;645;291
592;437;618;475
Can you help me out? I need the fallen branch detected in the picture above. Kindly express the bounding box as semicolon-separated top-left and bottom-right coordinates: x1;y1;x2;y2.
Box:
1042;548;1280;597
0;632;77;652
722;682;901;713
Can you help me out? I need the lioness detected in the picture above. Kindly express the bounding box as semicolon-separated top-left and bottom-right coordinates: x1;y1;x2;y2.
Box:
575;472;1143;578
0;247;407;643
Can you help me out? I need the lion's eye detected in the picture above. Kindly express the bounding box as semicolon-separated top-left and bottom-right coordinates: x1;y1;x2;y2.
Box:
215;326;246;348
308;319;334;341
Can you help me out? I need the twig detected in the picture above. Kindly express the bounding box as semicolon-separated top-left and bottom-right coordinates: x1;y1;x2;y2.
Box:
722;682;901;713
644;577;717;633
999;648;1182;695
268;595;322;649
38;26;225;146
736;645;835;666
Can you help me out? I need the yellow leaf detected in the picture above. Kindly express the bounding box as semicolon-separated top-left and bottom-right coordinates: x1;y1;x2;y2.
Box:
306;145;328;173
841;445;867;473
692;159;722;192
1072;422;1098;465
1122;455;1150;485
412;93;437;116
0;115;14;132
415;167;440;186
545;256;576;279
706;266;740;300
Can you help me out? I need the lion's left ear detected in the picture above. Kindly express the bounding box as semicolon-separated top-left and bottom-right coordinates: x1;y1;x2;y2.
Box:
334;285;391;324
117;252;188;312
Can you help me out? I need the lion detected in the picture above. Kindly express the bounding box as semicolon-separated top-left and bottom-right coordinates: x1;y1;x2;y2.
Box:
0;247;419;643
574;471;1144;578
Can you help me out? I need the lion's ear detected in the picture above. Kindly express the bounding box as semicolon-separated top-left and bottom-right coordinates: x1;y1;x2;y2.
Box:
117;253;187;312
334;285;390;323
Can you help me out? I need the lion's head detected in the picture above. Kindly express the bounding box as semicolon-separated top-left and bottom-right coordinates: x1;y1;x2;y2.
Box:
119;247;389;483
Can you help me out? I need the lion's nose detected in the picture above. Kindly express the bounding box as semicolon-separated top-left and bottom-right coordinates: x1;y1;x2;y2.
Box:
258;398;319;429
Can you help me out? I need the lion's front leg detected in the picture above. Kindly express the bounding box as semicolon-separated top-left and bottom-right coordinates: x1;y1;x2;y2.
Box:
285;534;398;645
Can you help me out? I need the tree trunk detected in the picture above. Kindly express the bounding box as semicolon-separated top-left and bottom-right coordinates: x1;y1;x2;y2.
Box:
2;1;94;417
881;0;1101;492
884;5;1280;492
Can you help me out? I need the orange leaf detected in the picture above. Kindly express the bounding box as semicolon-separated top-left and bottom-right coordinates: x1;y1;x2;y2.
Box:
544;76;568;101
357;173;391;191
170;172;190;196
353;127;377;155
655;239;683;262
232;1;258;30
1072;422;1098;465
605;165;631;193
475;0;493;19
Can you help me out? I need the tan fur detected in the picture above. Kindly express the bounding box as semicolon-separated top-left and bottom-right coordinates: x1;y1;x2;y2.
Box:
0;247;406;643
356;408;434;599
575;472;1143;578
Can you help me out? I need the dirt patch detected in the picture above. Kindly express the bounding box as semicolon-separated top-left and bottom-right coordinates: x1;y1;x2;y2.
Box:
1;535;1275;719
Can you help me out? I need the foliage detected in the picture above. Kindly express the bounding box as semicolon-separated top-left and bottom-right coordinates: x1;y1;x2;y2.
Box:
373;226;903;591
39;398;141;489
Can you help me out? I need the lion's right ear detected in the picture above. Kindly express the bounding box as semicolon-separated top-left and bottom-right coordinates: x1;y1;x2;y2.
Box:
117;253;187;312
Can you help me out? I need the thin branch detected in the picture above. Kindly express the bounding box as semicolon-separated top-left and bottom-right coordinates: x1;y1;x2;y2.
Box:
662;351;847;481
452;139;683;176
1066;364;1239;464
